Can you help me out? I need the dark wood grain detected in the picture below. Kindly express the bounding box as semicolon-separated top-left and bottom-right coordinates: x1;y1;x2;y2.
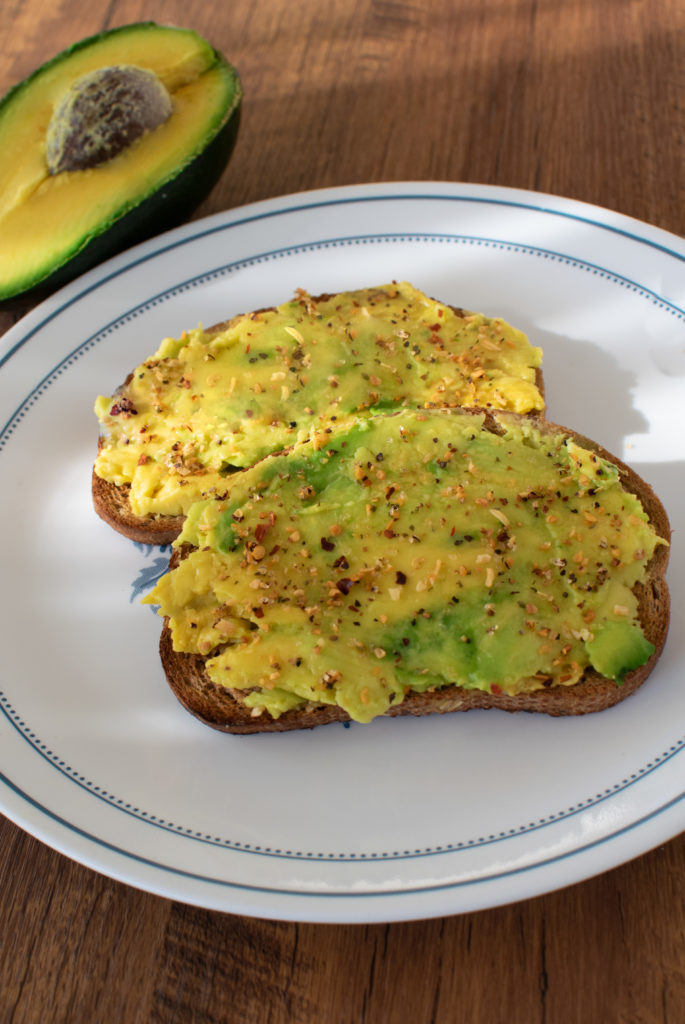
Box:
1;1;684;1021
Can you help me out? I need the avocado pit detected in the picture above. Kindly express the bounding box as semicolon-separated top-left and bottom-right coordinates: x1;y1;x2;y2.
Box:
0;21;243;302
46;64;173;174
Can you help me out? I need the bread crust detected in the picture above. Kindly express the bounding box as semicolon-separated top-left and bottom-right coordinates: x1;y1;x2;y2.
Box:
92;464;185;545
155;414;671;733
92;299;545;544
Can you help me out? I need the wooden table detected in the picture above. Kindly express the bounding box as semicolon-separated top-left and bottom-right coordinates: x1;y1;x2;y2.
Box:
1;1;684;1020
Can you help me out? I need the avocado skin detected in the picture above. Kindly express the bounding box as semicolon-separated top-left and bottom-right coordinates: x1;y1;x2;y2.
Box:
6;102;241;306
0;23;243;306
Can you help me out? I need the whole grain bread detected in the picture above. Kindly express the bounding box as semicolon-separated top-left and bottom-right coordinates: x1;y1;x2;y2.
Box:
155;415;671;733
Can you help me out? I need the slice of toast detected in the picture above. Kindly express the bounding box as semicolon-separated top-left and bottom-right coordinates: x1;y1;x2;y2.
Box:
148;409;670;733
92;283;545;544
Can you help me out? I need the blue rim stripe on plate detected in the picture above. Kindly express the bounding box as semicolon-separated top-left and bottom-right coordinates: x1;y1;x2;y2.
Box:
1;680;684;864
1;762;684;899
1;230;682;862
1;188;684;371
2;228;684;440
0;191;682;896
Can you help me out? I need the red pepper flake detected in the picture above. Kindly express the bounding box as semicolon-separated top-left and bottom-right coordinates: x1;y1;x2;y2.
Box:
490;683;503;696
255;523;270;543
336;578;354;595
383;528;395;538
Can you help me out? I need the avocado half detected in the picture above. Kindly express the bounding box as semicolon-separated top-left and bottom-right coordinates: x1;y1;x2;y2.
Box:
0;22;242;303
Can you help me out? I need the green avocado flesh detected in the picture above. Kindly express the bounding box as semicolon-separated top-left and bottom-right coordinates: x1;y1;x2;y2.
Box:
94;282;544;517
0;23;242;301
144;409;663;724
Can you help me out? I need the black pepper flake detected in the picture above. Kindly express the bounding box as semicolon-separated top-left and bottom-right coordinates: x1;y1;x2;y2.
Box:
321;537;335;551
395;571;407;585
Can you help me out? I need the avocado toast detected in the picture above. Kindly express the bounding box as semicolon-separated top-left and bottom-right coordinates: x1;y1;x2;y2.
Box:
92;282;544;544
145;408;670;732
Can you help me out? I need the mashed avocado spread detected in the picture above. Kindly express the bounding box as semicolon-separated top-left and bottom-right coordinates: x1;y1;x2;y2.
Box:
145;409;663;724
94;282;543;517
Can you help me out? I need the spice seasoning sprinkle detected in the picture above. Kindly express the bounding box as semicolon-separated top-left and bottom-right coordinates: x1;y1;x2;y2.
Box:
146;404;663;725
95;282;544;519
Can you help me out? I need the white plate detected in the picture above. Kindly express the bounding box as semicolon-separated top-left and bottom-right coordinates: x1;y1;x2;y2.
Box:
0;182;683;923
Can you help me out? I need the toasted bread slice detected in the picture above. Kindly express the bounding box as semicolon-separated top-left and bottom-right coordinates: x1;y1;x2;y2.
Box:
149;410;670;733
92;284;545;544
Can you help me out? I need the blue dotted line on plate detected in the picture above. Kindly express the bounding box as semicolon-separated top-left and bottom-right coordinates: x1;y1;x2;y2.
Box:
2;232;684;453
0;234;678;455
1;676;683;863
1;232;683;861
145;233;684;319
